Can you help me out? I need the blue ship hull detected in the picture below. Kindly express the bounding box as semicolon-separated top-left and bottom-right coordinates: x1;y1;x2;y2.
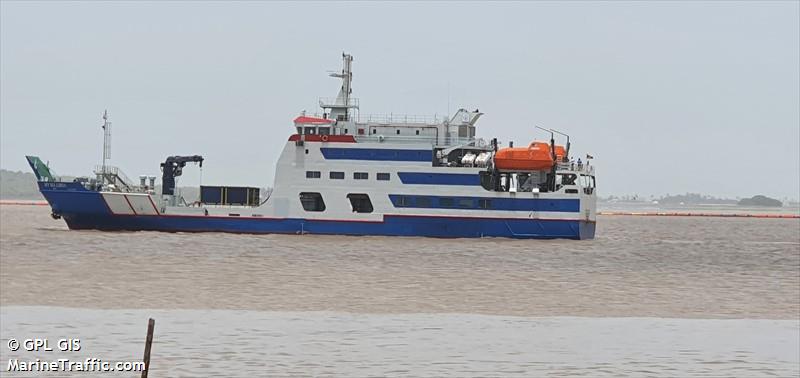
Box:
40;183;595;240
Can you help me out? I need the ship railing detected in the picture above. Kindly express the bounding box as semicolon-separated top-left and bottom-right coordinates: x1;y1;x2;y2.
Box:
357;113;445;125
556;162;595;174
93;165;138;192
318;97;359;108
353;135;487;147
354;134;439;145
450;137;488;148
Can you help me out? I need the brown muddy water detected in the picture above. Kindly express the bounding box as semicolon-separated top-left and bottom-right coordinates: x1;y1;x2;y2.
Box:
1;204;798;377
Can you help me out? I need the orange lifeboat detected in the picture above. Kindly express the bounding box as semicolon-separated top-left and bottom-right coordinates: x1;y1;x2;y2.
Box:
494;141;565;171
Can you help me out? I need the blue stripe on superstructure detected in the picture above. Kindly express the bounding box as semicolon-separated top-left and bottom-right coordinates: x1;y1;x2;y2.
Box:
320;148;433;162
388;194;580;213
397;172;480;185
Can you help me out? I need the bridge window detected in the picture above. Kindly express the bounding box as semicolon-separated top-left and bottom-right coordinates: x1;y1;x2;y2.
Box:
299;192;326;212
581;174;596;195
347;193;373;213
560;173;577;186
318;127;331;135
377;173;390;181
306;171;321;179
329;171;344;180
304;127;317;135
296;127;302;135
354;172;369;180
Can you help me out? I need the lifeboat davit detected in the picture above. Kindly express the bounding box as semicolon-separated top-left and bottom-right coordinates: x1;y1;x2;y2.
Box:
494;141;566;171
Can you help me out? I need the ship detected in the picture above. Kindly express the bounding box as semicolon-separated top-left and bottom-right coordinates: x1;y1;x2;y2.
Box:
26;53;597;239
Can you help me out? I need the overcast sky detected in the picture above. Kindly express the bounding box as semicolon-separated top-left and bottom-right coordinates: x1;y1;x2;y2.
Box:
2;1;798;199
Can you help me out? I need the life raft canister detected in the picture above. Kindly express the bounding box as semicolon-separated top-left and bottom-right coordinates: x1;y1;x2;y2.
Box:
494;141;566;171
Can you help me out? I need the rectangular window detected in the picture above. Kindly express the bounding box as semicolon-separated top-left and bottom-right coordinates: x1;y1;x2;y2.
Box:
439;198;454;208
296;127;302;135
299;192;326;212
458;198;474;208
354;172;368;180
478;199;492;209
397;196;411;207
329;171;345;180
304;127;317;135
347;193;373;213
416;196;431;207
306;171;321;179
376;173;390;181
318;127;331;135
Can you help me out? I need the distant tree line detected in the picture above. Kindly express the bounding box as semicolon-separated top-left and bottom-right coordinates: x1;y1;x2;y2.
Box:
599;192;785;207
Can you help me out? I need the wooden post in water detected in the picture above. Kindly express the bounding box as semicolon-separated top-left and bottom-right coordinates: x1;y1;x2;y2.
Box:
141;318;155;378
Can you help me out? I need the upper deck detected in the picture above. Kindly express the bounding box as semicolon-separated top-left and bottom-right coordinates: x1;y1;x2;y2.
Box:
293;108;483;148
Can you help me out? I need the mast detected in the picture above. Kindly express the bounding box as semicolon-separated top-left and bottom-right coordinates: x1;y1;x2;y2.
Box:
330;52;353;107
320;53;358;122
101;110;112;176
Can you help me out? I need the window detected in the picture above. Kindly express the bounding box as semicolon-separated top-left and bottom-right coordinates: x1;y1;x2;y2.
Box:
354;172;368;180
304;127;317;135
299;192;325;212
478;199;492;209
396;129;400;135
372;129;377;134
306;171;321;179
344;128;349;134
347;193;373;213
397;196;411;207
439;198;454;208
415;130;420;135
377;173;390;181
318;127;331;135
329;171;344;180
416;196;431;207
296;127;302;135
560;174;577;186
458;198;474;208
